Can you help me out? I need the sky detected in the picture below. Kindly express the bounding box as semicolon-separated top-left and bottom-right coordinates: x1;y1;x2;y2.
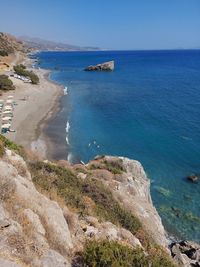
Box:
0;0;200;50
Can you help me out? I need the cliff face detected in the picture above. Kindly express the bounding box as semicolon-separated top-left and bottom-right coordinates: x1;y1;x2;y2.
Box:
0;139;176;266
87;156;167;247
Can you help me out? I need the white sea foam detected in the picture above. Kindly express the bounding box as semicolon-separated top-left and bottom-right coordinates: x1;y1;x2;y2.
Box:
67;152;73;163
64;86;68;95
65;121;70;145
181;136;192;141
66;121;70;133
66;136;69;145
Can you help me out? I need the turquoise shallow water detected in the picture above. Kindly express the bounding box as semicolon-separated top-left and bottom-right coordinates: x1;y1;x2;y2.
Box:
35;50;200;242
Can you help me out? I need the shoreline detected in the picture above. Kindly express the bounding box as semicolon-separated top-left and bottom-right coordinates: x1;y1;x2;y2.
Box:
2;53;64;159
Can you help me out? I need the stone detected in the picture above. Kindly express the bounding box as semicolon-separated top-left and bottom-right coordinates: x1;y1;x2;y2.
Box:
0;219;11;229
170;240;200;266
174;253;192;267
187;174;198;182
84;61;114;71
0;259;23;267
77;172;87;180
39;249;71;267
0;152;73;255
91;169;114;181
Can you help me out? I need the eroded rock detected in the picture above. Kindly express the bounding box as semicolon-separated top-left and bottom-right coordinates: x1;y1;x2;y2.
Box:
85;61;114;71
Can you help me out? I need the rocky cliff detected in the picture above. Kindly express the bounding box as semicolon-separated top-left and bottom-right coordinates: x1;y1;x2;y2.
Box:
0;136;177;266
0;33;26;55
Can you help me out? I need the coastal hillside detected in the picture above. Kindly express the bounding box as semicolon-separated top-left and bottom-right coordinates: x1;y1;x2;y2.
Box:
0;32;26;55
19;36;100;51
0;32;27;72
0;135;178;267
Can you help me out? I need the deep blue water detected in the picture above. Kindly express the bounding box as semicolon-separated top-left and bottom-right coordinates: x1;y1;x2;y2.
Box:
36;50;200;242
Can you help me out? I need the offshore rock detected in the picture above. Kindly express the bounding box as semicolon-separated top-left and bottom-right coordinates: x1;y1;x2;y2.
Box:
187;174;198;183
84;60;114;71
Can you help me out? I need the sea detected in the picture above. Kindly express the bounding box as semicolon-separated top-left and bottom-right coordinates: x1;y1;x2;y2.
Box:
33;50;200;243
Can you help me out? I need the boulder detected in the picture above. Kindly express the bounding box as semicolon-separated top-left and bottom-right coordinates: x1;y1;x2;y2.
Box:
38;249;71;267
84;61;114;71
0;150;73;256
170;241;200;266
187;174;198;182
0;259;22;267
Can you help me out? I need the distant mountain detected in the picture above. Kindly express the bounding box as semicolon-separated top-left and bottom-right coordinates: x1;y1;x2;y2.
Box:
19;36;100;51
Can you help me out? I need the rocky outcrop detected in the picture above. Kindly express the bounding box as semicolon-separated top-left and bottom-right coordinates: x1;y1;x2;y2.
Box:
0;149;72;266
187;174;198;183
84;60;114;71
0;146;175;266
170;241;200;266
87;156;168;248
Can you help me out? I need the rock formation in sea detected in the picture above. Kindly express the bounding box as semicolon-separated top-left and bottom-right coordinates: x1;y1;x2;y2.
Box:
0;135;193;266
84;60;114;71
187;174;198;182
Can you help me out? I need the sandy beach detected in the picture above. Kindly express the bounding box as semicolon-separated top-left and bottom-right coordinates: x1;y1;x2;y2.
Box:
1;55;63;158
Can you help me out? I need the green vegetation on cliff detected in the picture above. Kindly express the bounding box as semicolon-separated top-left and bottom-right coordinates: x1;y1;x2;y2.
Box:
0;50;8;56
0;134;24;157
75;240;176;267
30;161;141;234
0;75;15;91
89;158;126;174
30;161;176;266
14;64;39;84
0;135;177;266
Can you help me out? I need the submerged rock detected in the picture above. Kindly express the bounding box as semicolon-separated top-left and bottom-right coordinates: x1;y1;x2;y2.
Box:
84;60;114;71
187;174;198;183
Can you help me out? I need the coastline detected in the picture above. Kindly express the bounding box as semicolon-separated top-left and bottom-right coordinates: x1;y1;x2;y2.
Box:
3;54;63;159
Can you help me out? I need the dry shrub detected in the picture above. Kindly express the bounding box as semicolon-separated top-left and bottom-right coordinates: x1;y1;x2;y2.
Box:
82;196;96;214
63;207;78;232
91;169;113;181
25;148;43;162
0;179;16;201
0;140;5;157
9;159;27;177
7;232;39;265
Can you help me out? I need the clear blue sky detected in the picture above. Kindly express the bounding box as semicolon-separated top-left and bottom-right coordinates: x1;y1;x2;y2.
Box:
0;0;200;50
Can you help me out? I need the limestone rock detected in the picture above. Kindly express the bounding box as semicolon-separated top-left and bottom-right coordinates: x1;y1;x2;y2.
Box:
22;209;46;236
170;241;200;266
90;156;168;248
85;61;114;71
0;259;23;267
0;151;73;256
39;249;71;267
187;174;198;182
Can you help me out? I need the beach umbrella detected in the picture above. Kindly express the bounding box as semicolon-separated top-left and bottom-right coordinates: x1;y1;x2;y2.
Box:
4;106;12;110
6;100;13;104
2;111;13;115
1;123;11;128
3;110;12;113
2;117;12;121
